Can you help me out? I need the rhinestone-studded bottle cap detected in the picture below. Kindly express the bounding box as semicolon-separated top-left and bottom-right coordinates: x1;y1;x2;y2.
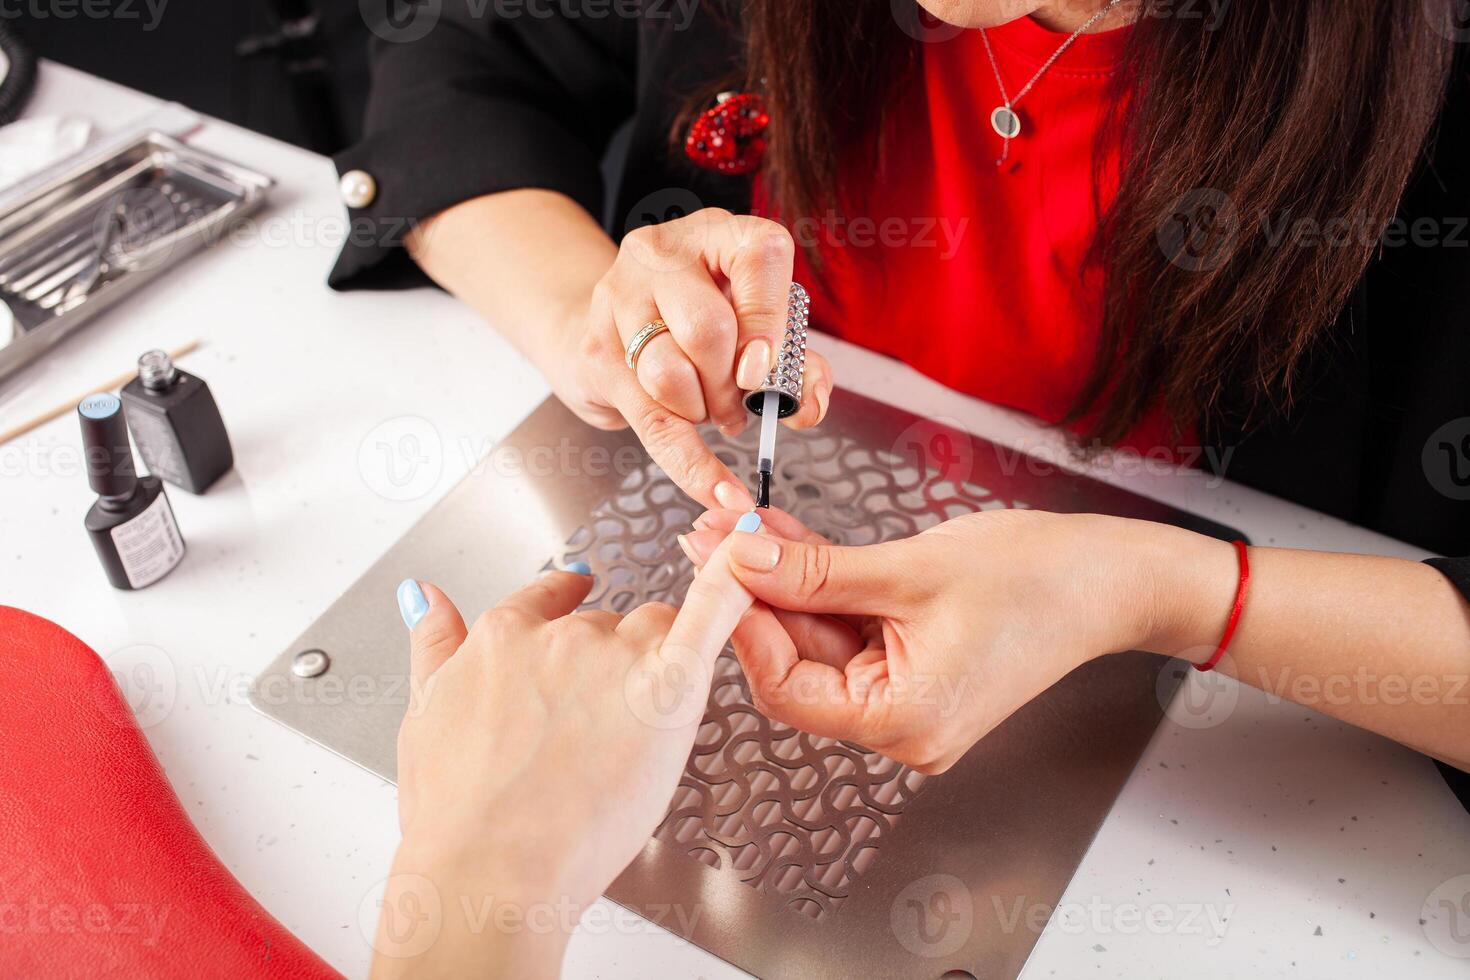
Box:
744;282;810;419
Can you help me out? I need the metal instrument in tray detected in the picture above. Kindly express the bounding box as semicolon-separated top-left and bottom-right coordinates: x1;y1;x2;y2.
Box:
0;131;273;382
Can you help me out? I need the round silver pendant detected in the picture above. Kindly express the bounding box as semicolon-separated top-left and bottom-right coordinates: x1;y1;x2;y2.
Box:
991;106;1022;140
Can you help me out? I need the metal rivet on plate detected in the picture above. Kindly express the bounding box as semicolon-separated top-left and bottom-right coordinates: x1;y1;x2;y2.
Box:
291;649;330;678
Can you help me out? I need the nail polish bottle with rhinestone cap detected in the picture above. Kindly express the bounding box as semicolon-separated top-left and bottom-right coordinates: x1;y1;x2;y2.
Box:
744;283;811;507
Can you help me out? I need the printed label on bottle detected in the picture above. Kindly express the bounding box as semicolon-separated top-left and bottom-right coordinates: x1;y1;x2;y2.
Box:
127;406;187;486
110;493;185;588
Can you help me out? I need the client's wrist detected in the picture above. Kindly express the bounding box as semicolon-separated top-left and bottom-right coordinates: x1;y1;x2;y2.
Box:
371;831;574;980
1119;520;1240;660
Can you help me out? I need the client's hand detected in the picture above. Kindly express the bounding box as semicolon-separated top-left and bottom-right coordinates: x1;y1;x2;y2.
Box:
556;208;833;509
682;507;1217;774
373;528;761;979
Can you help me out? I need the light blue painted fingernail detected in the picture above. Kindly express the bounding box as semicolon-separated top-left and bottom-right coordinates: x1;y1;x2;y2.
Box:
566;561;592;576
735;511;763;534
397;578;429;630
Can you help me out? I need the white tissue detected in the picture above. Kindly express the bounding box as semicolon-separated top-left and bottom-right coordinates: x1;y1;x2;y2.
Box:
0;116;94;193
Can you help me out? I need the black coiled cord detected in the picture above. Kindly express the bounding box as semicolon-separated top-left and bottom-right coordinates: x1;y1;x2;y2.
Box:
0;22;37;128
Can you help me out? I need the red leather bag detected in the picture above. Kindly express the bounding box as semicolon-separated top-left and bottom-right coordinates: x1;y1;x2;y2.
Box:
0;606;341;979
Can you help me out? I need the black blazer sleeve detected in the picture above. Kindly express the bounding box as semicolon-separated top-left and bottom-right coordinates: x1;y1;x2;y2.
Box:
328;1;639;289
1426;557;1470;598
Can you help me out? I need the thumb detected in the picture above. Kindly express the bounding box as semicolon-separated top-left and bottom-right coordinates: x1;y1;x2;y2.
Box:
724;532;913;616
397;579;467;688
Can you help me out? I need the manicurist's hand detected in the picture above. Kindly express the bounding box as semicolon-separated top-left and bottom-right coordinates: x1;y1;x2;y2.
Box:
371;524;764;980
410;193;834;511
688;504;1470;776
681;507;1207;774
555;207;833;509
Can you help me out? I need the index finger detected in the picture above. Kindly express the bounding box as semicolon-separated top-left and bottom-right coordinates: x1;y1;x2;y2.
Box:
603;363;755;510
660;512;764;671
495;569;596;621
702;214;795;365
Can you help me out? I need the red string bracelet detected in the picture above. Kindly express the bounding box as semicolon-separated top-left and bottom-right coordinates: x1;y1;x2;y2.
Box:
1196;540;1250;672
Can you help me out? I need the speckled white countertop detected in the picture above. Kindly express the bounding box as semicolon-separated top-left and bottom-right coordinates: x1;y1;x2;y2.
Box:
3;61;1467;980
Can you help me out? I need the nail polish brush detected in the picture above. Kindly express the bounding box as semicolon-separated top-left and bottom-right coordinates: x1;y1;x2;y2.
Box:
744;283;810;509
755;390;779;507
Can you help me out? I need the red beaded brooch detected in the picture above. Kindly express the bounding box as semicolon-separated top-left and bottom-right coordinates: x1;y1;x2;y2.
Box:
684;91;770;176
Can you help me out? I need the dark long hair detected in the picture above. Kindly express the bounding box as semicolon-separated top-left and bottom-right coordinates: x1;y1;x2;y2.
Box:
719;1;1457;441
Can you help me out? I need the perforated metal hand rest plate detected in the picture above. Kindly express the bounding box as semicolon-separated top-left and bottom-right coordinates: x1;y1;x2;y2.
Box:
252;392;1241;980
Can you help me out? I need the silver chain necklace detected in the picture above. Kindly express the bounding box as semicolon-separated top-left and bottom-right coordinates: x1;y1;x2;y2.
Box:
980;0;1126;166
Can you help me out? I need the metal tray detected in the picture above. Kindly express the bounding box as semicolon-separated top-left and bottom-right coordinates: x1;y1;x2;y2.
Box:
0;131;273;382
252;391;1244;980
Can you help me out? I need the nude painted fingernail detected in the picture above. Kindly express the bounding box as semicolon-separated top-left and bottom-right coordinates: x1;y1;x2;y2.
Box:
729;525;780;573
736;339;773;390
676;534;700;566
814;384;830;421
715;481;754;510
719;418;748;439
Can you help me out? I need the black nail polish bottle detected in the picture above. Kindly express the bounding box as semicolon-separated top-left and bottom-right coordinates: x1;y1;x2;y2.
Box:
79;393;186;590
120;349;233;494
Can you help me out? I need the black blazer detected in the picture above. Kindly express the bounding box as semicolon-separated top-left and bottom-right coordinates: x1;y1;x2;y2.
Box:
329;3;1470;803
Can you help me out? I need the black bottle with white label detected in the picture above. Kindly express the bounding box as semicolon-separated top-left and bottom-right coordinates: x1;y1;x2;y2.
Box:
79;393;186;590
120;349;233;494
